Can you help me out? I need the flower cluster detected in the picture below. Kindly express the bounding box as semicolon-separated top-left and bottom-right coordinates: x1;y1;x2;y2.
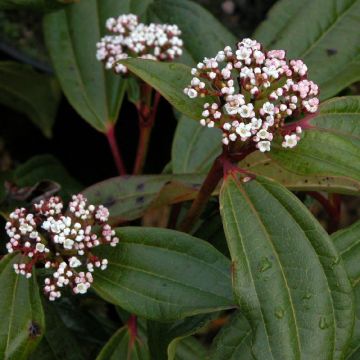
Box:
184;38;319;152
5;194;119;301
96;13;183;74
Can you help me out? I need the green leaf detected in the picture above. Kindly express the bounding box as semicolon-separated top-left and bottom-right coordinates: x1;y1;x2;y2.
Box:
14;155;81;198
0;0;75;11
0;61;60;138
220;174;354;359
239;152;360;195
147;313;216;360
29;301;84;360
43;0;128;132
96;326;149;360
146;0;236;65
121;58;215;121
83;174;205;223
92;227;234;321
254;0;360;99
210;313;253;360
0;253;45;359
171;97;360;195
174;336;208;360
269;97;360;186
332;221;360;360
172;115;222;174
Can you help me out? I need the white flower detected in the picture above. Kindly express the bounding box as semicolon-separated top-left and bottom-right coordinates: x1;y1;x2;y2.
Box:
258;141;271;152
35;243;46;253
236;46;252;60
229;133;237;141
257;129;270;140
240;38;257;48
187;89;197;98
262;102;275;115
238;104;254;118
224;94;245;115
69;257;82;268
63;239;74;250
282;134;298;148
251;118;262;130
75;283;88;295
235;123;252;139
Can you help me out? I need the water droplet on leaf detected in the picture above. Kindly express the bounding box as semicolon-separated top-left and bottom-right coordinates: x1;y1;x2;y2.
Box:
319;316;330;329
258;257;272;273
275;307;285;319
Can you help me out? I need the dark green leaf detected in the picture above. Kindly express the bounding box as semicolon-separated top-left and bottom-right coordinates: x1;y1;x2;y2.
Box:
14;155;81;198
174;336;208;360
332;221;360;360
269;97;360;187
121;58;215;121
92;227;234;321
220;174;354;359
0;61;60;137
29;301;84;360
83;174;205;223
210;313;253;360
96;326;149;360
254;0;360;99
0;253;45;359
0;0;75;11
171;98;360;195
147;313;216;360
172;115;222;174
43;0;128;132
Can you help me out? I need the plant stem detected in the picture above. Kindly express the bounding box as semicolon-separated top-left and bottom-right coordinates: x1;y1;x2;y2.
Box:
106;125;127;176
179;155;224;233
179;145;256;233
127;314;138;348
307;191;341;233
133;126;152;175
133;90;161;175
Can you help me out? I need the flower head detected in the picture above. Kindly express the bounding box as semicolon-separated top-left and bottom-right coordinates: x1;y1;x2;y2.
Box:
5;194;119;301
96;14;183;74
184;38;320;152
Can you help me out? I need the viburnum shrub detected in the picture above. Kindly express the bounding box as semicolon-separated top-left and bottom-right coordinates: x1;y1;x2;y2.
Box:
0;1;359;360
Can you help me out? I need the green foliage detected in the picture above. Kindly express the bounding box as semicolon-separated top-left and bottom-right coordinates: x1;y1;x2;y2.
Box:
83;174;205;222
92;227;234;320
269;97;360;185
220;174;354;359
43;0;128;132
0;253;45;359
254;0;360;99
0;0;74;11
332;221;360;359
0;61;60;137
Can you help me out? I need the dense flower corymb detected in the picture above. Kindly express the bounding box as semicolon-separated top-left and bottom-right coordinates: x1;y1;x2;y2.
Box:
96;13;183;74
184;38;319;152
5;194;119;301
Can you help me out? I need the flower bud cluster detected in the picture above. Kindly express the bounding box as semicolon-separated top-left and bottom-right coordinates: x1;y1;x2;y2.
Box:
5;194;119;301
184;38;319;152
96;13;183;74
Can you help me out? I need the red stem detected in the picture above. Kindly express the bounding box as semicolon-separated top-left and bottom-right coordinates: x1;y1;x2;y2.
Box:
106;125;127;176
179;145;255;233
307;192;341;233
133;91;162;175
127;314;138;349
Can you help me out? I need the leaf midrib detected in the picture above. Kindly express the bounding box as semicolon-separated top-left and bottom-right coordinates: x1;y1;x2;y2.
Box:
231;178;302;357
300;0;358;58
